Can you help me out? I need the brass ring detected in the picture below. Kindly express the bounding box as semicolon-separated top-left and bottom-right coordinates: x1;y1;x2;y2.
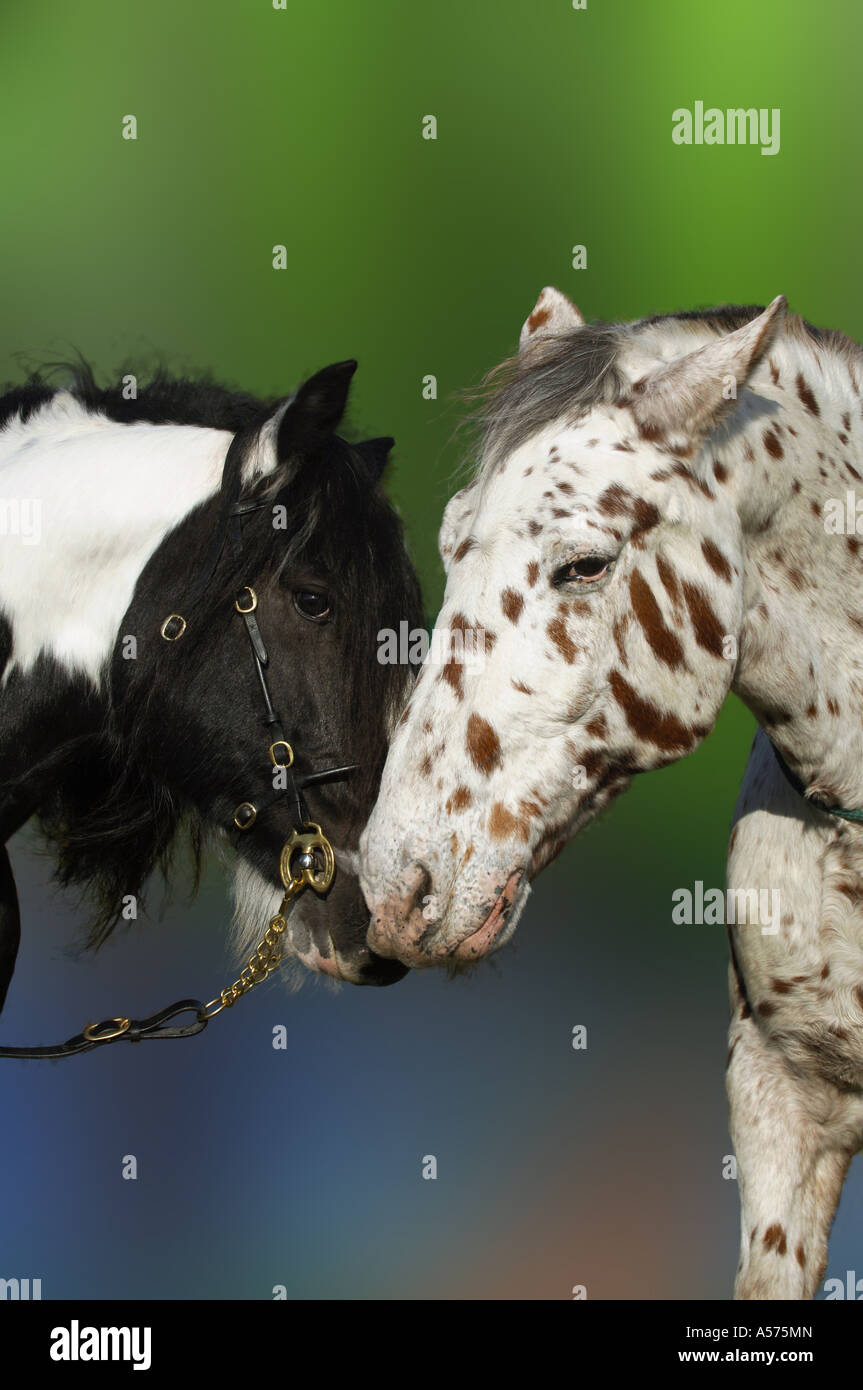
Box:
83;1016;131;1042
233;801;257;830
160;614;187;641
235;586;257;614
269;740;294;768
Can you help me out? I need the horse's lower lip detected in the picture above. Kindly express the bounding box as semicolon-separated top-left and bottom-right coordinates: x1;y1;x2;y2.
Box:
452;871;523;960
298;932;408;986
343;951;409;986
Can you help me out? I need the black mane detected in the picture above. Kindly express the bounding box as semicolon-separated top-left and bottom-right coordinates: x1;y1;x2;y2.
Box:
0;359;277;434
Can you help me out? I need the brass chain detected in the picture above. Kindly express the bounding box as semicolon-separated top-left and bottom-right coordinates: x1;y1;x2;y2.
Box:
198;875;304;1020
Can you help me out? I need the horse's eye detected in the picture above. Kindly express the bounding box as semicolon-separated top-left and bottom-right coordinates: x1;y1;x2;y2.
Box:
554;556;611;586
294;589;331;622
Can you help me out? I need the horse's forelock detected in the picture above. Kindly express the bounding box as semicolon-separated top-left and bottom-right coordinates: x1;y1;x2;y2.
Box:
470;322;627;478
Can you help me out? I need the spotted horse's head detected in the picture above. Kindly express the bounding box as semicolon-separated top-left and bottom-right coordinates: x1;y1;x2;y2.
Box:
359;287;787;968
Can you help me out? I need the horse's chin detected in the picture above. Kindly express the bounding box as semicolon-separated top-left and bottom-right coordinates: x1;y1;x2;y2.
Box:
230;856;408;988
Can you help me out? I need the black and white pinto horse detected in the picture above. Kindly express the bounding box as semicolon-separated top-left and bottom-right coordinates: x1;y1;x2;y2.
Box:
0;358;422;1016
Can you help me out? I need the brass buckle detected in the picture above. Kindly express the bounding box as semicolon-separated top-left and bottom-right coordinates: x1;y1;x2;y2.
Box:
160;614;187;641
83;1016;131;1043
233;801;258;830
279;823;336;894
269;740;294;768
235;586;257;614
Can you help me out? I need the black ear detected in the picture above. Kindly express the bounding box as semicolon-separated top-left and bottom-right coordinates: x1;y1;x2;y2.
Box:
276;360;357;458
354;436;395;481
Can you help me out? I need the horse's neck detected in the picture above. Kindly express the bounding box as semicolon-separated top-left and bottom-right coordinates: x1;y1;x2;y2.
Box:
726;337;863;808
0;394;227;687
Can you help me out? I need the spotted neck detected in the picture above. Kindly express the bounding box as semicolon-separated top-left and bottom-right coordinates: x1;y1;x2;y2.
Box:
721;345;863;812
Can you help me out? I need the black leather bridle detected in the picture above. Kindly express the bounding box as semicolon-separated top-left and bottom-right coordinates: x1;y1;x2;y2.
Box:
160;439;358;838
0;428;359;1059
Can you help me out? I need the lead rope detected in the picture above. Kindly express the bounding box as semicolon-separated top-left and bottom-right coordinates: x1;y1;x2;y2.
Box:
0;836;331;1059
199;819;336;1018
197;877;301;1020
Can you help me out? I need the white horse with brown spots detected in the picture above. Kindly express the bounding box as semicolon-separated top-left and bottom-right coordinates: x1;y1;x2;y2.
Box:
360;288;863;1299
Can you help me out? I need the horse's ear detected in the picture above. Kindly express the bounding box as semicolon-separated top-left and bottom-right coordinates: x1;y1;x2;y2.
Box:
276;359;358;459
242;360;358;486
354;436;395;481
631;296;787;444
519;287;584;350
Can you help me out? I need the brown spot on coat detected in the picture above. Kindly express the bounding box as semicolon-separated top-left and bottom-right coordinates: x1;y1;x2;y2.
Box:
440;612;471;699
440;655;464;699
547;616;578;664
449;785;472;812
629;570;685;667
526;560;540;587
489;801;524;842
466;714;502;775
501;588;524;623
655;554;682;611
526;305;551;333
682;581;726;657
598;483;633;517
762;1223;787;1256
636;417;665;444
631;498;662;537
453;537;476;563
796;372;820;416
609;670;701;751
763;428;783;459
612;615;630;664
701;539;733;583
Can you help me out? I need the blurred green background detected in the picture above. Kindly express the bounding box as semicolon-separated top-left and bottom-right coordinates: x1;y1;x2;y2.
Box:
1;0;861;1300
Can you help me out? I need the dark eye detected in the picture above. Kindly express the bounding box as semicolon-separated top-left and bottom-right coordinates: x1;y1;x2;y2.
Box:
293;589;331;622
554;556;611;586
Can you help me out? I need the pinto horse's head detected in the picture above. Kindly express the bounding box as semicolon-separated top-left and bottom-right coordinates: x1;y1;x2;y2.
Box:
105;361;422;985
360;289;787;969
